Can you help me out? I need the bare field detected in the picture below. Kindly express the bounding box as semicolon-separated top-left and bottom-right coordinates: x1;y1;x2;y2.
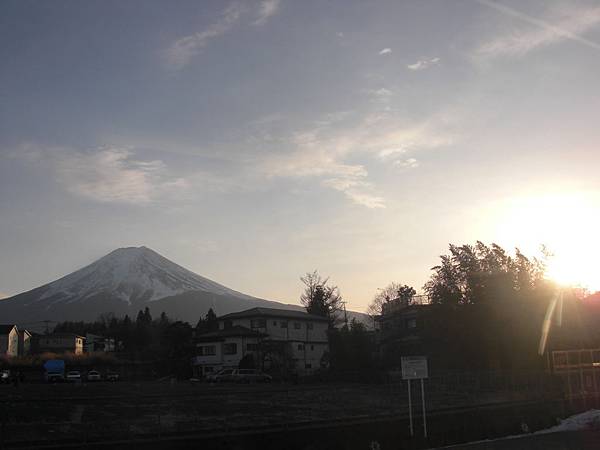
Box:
0;380;549;447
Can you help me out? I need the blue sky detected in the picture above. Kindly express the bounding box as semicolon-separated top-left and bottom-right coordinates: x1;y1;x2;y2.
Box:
2;0;600;309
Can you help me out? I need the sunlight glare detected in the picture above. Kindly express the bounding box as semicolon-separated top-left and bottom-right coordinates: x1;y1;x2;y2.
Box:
494;192;600;292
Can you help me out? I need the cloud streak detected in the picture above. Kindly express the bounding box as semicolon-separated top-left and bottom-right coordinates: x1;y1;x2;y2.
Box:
379;48;392;55
257;106;453;208
55;147;187;204
165;1;282;70
476;0;600;58
164;3;245;70
253;0;281;26
407;57;440;71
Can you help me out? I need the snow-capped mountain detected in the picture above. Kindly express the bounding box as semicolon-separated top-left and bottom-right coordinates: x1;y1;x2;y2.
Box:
0;247;298;324
0;246;370;328
37;246;257;306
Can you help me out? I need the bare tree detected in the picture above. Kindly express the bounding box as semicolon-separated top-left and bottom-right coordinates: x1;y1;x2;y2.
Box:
300;270;342;326
367;282;416;316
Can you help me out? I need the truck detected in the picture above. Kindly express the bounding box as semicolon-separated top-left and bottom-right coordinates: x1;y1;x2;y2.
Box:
44;359;65;382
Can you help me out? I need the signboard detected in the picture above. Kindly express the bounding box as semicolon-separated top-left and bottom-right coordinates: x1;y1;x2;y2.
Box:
401;356;428;380
401;356;429;438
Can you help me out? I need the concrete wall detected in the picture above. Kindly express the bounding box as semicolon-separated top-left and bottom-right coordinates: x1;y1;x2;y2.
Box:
228;317;329;343
37;335;84;354
194;336;262;374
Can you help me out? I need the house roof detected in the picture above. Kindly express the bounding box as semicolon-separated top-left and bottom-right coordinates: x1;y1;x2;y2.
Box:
195;325;267;342
0;324;17;334
220;307;329;322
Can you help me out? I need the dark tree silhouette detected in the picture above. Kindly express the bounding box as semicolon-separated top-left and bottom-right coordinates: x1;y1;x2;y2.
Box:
367;282;417;316
300;270;342;326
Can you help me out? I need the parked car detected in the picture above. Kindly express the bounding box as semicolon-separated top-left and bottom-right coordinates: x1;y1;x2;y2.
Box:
87;370;101;381
206;368;234;382
106;371;119;382
0;370;10;384
66;371;81;382
230;369;272;383
46;372;65;383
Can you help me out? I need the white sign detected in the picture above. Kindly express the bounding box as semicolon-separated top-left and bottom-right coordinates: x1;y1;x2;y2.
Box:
401;356;428;380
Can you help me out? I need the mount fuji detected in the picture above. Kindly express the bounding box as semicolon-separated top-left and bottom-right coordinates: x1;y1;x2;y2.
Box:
0;246;314;325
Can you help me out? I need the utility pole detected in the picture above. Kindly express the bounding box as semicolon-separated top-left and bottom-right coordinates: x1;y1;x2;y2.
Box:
342;301;348;328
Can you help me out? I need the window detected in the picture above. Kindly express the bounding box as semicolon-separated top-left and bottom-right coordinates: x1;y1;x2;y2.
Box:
311;345;314;351
251;319;266;328
305;363;312;369
223;343;238;355
200;345;216;356
306;322;314;330
247;343;259;351
294;322;301;329
224;320;233;330
273;321;277;326
406;318;417;329
280;321;288;328
297;344;304;351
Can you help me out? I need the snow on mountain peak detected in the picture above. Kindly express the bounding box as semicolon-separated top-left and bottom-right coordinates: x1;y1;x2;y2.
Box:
37;246;254;305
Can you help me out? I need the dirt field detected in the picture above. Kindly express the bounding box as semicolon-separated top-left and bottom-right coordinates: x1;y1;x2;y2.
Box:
0;379;554;447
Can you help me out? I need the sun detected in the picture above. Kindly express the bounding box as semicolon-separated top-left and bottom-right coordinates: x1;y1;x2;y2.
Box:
492;191;600;293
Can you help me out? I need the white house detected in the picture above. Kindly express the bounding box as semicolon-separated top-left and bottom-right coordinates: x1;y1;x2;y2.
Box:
0;324;19;357
192;307;330;377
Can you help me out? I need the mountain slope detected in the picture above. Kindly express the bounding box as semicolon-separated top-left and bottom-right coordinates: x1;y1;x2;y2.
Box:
0;246;369;326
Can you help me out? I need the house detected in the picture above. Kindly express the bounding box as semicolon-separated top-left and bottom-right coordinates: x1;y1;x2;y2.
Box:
35;333;85;354
192;307;330;377
0;324;19;357
18;329;32;356
375;295;432;366
84;333;116;353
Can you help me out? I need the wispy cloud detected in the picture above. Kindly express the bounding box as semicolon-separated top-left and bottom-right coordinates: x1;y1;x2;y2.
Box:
257;106;453;208
379;48;392;55
253;0;281;26
394;158;419;169
476;0;600;58
367;88;393;98
165;1;282;70
323;177;385;209
164;3;244;70
407;57;440;71
55;147;187;204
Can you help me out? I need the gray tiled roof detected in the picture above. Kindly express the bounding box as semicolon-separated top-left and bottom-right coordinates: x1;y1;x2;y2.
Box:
220;307;329;322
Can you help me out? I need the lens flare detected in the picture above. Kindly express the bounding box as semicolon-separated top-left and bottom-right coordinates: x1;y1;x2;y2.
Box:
494;192;600;292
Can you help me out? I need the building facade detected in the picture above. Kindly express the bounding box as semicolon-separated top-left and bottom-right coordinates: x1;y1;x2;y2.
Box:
35;333;85;354
376;295;432;367
0;325;19;357
192;307;330;377
84;333;116;353
17;330;32;356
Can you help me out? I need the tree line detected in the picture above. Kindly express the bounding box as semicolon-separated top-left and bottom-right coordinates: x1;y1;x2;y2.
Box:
297;242;593;372
54;307;220;360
